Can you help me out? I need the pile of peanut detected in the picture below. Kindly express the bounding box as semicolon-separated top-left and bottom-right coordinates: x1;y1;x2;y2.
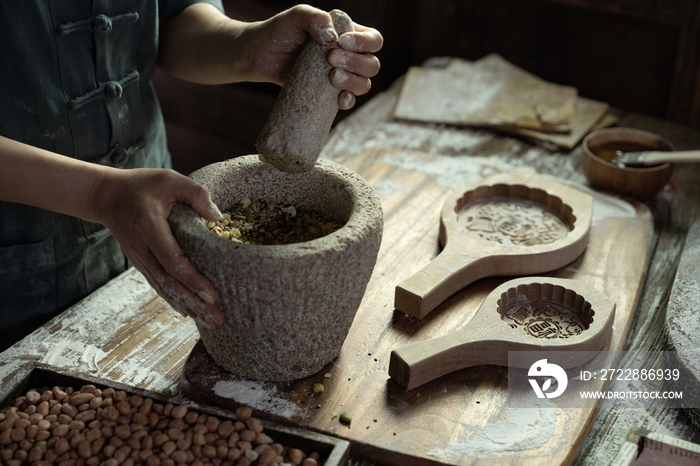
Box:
0;385;322;466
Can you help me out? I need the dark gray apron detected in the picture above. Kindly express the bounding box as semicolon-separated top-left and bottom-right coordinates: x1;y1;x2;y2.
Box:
0;0;223;350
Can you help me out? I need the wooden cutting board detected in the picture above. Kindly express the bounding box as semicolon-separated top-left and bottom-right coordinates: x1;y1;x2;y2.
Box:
182;149;653;466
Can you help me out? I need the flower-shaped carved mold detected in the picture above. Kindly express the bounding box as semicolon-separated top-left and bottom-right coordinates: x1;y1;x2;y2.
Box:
497;282;594;340
454;184;575;247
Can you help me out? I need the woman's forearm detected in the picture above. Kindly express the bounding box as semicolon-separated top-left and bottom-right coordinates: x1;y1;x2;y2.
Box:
156;3;383;106
0;134;225;326
157;3;252;84
0;135;112;223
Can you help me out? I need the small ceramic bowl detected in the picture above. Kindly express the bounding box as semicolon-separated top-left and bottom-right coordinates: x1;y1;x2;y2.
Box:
582;128;675;200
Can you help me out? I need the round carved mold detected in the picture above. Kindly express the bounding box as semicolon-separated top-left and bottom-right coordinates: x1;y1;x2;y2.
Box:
497;282;594;339
455;184;575;247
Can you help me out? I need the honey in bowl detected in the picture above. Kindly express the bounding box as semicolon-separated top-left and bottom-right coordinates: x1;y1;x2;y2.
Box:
593;142;668;168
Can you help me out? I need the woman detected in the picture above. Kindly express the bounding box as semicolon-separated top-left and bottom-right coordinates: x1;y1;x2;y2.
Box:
0;1;382;350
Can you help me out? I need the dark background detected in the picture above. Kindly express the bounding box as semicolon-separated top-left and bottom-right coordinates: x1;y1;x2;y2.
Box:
153;0;700;174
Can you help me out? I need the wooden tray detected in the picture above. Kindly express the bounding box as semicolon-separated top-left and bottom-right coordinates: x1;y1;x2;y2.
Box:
0;364;350;466
182;149;653;466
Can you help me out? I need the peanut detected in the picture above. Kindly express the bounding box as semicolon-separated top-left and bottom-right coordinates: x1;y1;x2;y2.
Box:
139;397;153;414
78;440;91;458
37;401;49;416
206;416;220;433
103;444;115;458
49;403;63;416
258;449;278;465
288;448;304;464
52;387;67;401
85;428;101;443
171;404;187;419
25;391;41;405
54;438;70;455
116;400;131;416
167;428;184;441
171;449;188;463
0;414;18;431
75;410;96;423
101;406;119;422
14;449;28;462
113;425;131;440
61;403;78;418
70;393;94;406
202;444;217;459
13;419;30;429
240;430;256;443
26;424;38;440
168;418;185;430
184;411;199;425
91;437;105;455
176;436;191;451
217;420;235;439
162;440;177;456
10;427;25;442
271;443;283;455
19;438;33;451
255;433;274;445
235;407;252;420
68;420;85;431
0;428;13;445
245;419;263;434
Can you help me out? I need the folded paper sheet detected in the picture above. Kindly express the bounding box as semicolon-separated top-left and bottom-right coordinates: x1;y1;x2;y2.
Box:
511;97;616;150
395;54;580;133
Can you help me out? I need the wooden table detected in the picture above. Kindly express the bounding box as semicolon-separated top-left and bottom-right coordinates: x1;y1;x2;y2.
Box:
2;74;700;465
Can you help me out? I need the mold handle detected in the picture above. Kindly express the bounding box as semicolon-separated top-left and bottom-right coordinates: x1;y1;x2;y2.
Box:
389;327;503;390
394;243;489;319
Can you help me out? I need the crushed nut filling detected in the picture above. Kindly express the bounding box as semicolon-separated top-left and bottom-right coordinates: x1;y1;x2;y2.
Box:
206;198;343;245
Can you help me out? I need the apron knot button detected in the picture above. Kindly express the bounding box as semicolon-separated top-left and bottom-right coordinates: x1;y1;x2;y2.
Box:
92;15;113;35
104;82;123;100
110;146;129;165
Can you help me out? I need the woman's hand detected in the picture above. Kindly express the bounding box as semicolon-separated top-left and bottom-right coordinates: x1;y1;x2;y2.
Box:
158;3;383;110
0;136;224;328
246;5;384;109
90;168;224;329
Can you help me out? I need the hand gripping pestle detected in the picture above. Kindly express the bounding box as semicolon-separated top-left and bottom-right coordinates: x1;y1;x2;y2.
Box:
256;10;355;174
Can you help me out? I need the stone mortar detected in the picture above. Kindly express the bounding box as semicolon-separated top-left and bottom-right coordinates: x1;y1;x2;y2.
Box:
169;155;383;381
